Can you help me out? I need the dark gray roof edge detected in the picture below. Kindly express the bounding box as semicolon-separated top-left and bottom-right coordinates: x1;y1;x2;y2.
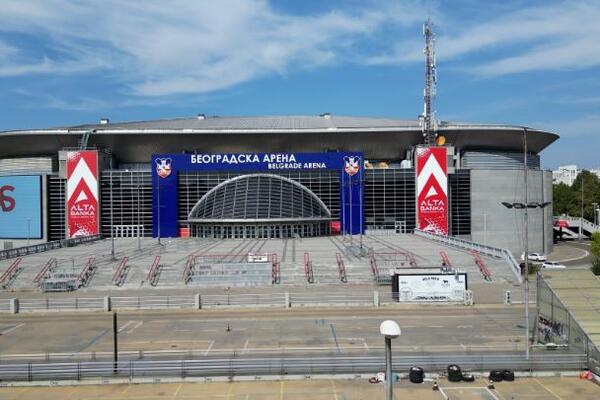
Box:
0;115;559;138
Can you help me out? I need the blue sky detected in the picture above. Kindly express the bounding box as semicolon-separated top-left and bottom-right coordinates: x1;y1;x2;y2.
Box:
0;0;598;169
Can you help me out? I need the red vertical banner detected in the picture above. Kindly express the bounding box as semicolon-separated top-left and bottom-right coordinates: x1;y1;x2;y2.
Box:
416;146;448;235
66;150;99;238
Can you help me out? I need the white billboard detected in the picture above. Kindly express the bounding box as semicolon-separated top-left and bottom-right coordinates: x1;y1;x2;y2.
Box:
393;273;467;302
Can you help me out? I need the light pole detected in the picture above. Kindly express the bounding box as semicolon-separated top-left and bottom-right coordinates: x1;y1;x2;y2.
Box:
137;173;141;251
110;170;115;260
26;217;31;246
580;176;584;241
593;202;598;226
380;320;401;400
156;173;161;246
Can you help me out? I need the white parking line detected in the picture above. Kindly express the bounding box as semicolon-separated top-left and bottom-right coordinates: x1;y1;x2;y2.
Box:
203;341;215;356
440;387;500;400
118;321;135;333
127;321;143;334
0;323;24;336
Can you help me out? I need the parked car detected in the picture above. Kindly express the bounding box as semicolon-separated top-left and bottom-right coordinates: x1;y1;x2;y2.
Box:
542;261;566;269
521;252;547;262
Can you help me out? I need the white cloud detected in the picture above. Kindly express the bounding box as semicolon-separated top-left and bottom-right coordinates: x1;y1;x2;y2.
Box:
367;1;600;77
0;0;423;96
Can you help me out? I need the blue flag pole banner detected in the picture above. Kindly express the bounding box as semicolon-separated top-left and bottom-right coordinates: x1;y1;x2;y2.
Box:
151;152;364;237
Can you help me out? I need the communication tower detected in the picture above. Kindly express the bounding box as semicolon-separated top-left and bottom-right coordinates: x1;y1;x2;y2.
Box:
420;19;438;146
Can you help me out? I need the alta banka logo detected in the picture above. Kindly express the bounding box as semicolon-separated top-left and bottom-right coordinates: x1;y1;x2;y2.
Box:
343;156;360;176
156;158;172;178
66;151;99;238
416;147;448;235
69;159;97;218
0;185;16;212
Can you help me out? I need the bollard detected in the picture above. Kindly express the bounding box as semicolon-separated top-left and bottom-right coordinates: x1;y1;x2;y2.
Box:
104;296;111;312
195;293;202;309
373;291;380;307
284;292;291;308
464;290;474;306
9;298;18;314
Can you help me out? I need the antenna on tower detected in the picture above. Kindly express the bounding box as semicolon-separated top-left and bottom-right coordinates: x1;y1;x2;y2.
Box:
420;18;438;146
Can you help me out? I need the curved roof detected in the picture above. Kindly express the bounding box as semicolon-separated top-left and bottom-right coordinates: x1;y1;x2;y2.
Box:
0;115;559;160
188;173;332;223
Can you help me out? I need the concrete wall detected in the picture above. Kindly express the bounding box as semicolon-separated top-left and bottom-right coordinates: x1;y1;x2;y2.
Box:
470;169;553;255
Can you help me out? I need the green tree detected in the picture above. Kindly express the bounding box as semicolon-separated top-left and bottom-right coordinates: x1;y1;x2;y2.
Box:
554;170;600;221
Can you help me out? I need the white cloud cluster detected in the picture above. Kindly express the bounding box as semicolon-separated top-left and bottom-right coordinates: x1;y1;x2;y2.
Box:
369;1;600;77
0;0;422;96
1;0;599;96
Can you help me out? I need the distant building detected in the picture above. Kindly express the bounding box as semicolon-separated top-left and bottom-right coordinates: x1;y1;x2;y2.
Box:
552;165;580;185
552;165;600;185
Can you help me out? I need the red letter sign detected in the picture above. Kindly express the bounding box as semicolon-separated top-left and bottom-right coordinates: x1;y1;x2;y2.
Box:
0;185;16;212
66;151;99;238
416;146;448;235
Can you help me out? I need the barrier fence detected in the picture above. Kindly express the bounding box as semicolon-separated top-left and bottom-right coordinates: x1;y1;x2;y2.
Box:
0;353;587;382
0;235;102;261
0;289;474;314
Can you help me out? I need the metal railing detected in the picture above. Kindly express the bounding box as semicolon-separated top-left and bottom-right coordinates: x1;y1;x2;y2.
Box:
471;251;492;281
146;256;161;286
0;234;102;261
0;290;476;314
335;253;348;283
414;229;522;283
0;353;587;382
0;257;22;288
112;257;129;286
303;252;314;284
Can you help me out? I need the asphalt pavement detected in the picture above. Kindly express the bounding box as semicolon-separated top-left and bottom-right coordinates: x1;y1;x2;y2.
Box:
0;305;533;362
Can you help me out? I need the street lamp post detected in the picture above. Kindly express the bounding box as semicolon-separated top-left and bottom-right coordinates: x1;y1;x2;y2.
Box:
156;173;161;246
137;173;141;251
380;320;401;400
500;127;551;361
580;177;584;241
26;217;31;246
110;170;115;260
593;202;598;226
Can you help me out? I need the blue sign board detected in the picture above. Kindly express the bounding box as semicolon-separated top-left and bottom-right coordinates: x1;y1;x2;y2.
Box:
0;175;42;239
151;152;364;237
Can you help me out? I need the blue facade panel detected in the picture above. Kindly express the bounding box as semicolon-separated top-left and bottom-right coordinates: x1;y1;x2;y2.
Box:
151;152;364;237
0;175;42;239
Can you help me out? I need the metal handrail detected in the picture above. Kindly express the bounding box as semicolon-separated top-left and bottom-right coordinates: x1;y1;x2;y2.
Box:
146;256;161;286
0;257;22;287
77;256;96;287
440;251;452;267
335;253;348;283
414;229;522;283
303;252;314;284
271;253;280;284
33;258;56;284
112;257;129;286
471;251;492;281
182;255;194;284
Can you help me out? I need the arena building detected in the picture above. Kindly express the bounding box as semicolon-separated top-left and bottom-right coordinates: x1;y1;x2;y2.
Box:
0;114;558;255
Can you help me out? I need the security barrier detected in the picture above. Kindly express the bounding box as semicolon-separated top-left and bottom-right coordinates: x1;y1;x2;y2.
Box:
0;289;472;314
0;235;102;261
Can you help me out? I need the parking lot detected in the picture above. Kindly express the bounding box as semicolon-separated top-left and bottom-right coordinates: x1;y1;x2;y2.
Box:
0;306;527;361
